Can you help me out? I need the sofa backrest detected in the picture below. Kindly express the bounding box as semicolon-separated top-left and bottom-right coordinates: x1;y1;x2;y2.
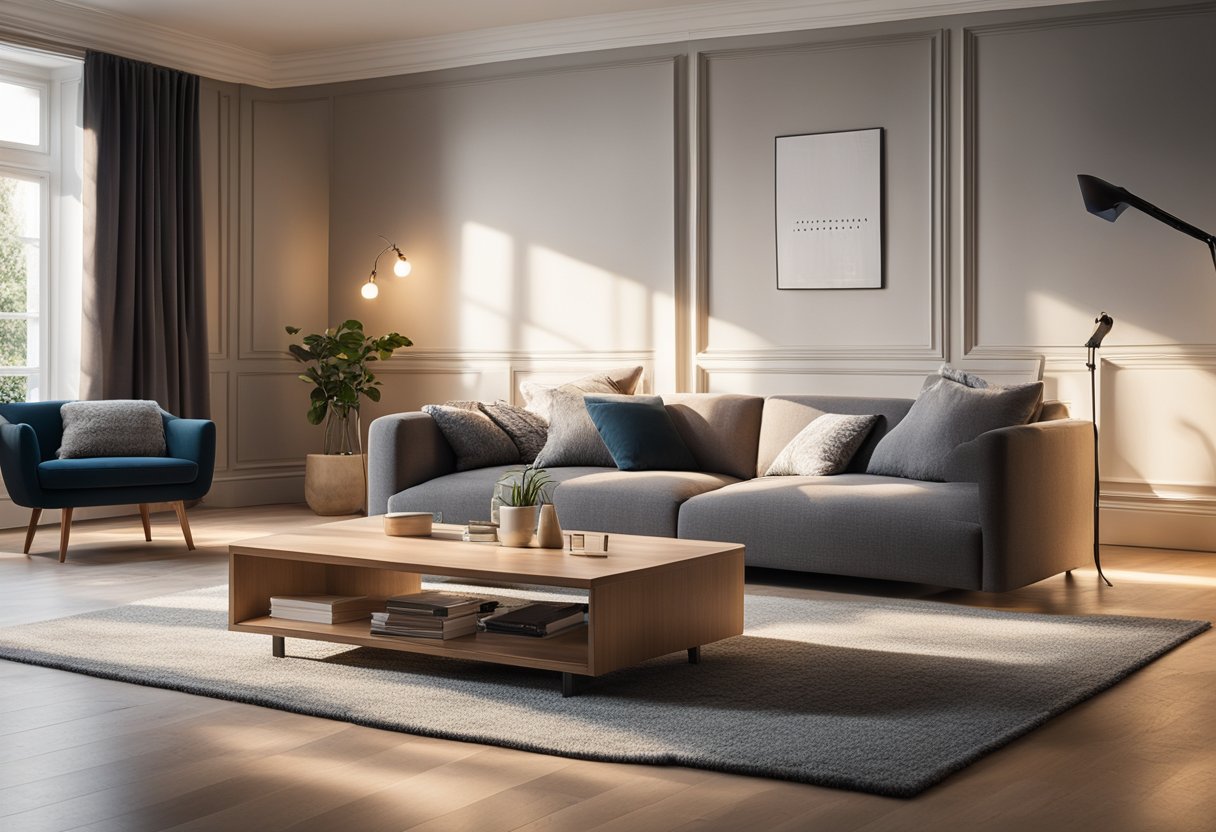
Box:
756;395;916;477
660;393;764;480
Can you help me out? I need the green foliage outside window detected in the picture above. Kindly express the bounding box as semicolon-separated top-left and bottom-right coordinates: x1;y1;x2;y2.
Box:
0;177;30;403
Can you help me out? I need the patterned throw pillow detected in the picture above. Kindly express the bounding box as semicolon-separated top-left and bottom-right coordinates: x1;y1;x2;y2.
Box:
57;400;167;458
531;385;617;468
763;413;879;477
478;401;548;464
422;404;519;471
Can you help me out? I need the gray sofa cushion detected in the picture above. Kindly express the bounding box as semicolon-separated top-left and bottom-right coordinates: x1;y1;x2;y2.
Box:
757;396;914;477
661;394;764;480
554;470;740;538
58;400;166;458
867;379;1044;482
388;465;612;525
678;474;983;588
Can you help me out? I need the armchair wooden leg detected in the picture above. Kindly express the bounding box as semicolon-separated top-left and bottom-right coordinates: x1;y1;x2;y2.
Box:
59;508;73;563
23;509;41;555
139;504;152;541
173;501;195;551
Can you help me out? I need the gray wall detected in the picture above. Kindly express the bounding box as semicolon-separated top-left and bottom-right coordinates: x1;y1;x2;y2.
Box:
201;0;1216;549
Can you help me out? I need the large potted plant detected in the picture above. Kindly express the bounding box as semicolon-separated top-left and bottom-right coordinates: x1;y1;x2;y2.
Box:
286;320;411;514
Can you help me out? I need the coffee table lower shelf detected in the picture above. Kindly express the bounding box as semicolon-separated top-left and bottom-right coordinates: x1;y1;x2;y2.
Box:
231;616;702;696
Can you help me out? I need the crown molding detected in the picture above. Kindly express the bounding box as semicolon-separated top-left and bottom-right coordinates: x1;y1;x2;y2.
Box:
1;0;1105;88
0;0;272;85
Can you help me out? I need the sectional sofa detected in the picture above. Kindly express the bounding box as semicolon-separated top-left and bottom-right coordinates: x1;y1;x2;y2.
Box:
368;390;1092;592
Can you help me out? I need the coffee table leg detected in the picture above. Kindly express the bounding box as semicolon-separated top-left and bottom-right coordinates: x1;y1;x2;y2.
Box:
688;646;701;665
272;636;285;658
561;672;579;697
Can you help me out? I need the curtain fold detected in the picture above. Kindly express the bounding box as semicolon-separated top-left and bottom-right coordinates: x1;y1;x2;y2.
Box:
82;50;209;419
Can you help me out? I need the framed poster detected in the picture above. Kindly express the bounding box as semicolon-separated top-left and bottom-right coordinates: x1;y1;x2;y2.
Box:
775;127;883;289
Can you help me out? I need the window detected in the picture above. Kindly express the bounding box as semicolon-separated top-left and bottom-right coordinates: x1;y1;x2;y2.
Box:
0;46;82;404
0;171;43;401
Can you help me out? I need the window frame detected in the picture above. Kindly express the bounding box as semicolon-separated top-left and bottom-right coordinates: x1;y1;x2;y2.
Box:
0;164;49;401
0;51;81;403
0;68;50;155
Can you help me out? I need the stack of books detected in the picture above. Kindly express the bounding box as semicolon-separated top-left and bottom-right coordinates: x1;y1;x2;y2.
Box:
269;595;371;624
462;520;498;543
479;602;587;638
370;591;499;640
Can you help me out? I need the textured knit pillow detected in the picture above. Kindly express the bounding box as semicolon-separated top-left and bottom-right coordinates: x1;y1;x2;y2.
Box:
763;413;878;477
478;401;548;464
422;404;520;471
531;385;616;468
938;363;989;389
520;366;644;422
866;379;1044;481
57;400;166;458
584;395;698;472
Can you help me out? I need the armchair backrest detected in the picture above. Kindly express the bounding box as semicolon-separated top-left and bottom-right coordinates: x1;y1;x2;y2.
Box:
0;401;70;462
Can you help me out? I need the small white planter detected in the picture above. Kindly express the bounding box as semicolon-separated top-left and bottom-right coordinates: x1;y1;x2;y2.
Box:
497;505;538;548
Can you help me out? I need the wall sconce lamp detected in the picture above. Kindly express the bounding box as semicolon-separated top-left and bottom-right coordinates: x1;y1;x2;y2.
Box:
360;235;412;299
1077;174;1216;272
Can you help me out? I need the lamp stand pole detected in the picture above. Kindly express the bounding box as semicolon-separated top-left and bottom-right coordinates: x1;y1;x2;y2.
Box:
1086;346;1113;587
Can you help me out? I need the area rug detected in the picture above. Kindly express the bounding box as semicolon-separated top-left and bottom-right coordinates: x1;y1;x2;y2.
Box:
0;584;1206;797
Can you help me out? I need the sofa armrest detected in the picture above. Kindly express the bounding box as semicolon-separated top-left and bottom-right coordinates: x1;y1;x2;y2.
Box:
0;418;46;507
163;414;217;493
952;419;1092;591
367;412;456;516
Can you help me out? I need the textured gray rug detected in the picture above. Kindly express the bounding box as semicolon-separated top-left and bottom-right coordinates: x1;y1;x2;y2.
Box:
0;584;1206;797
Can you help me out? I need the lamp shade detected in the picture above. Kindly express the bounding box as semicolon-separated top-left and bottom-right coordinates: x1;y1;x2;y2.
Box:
1077;175;1131;222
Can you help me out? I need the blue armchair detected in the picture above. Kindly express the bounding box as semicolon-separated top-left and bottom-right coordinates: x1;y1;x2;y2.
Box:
0;401;216;562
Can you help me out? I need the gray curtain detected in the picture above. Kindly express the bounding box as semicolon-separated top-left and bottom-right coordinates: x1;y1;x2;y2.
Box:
82;50;209;419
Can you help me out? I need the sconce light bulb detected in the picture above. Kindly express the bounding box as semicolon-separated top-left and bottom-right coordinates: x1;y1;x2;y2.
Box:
361;279;379;299
394;257;412;278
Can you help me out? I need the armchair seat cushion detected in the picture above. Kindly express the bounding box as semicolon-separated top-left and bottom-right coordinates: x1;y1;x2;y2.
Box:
38;457;200;490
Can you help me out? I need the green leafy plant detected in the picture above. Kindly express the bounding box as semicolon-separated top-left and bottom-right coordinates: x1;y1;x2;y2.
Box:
498;466;553;507
284;320;412;426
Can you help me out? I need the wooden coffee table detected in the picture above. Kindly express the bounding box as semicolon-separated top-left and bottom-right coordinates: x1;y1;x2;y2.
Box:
228;516;744;695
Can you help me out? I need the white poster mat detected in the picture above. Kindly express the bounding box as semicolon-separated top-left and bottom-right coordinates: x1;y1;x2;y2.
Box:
776;128;882;289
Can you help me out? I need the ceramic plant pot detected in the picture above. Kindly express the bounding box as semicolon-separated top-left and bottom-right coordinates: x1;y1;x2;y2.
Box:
497;505;539;548
304;453;366;516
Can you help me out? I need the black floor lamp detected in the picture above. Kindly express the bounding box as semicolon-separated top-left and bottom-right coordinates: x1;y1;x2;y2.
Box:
1076;174;1216;587
1085;312;1114;587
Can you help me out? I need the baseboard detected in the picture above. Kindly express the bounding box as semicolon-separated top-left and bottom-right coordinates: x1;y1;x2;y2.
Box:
1104;500;1216;554
204;471;305;508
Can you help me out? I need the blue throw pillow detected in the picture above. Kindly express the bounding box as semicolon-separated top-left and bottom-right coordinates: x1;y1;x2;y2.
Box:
583;395;698;472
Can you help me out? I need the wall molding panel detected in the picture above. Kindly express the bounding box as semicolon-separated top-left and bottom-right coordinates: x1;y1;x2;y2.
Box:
182;1;1216;552
694;28;947;385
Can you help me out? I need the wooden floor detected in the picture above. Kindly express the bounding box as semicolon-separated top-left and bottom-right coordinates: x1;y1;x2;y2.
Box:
1;505;1213;832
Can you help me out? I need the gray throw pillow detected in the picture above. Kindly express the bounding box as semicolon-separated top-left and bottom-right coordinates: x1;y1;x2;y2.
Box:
478;401;548;464
422;404;519;471
531;385;616;468
58;400;167;458
937;363;989;389
763;413;878;477
866;379;1044;481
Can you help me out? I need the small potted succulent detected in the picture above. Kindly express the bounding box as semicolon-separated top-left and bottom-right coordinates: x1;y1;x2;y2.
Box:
494;466;553;547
